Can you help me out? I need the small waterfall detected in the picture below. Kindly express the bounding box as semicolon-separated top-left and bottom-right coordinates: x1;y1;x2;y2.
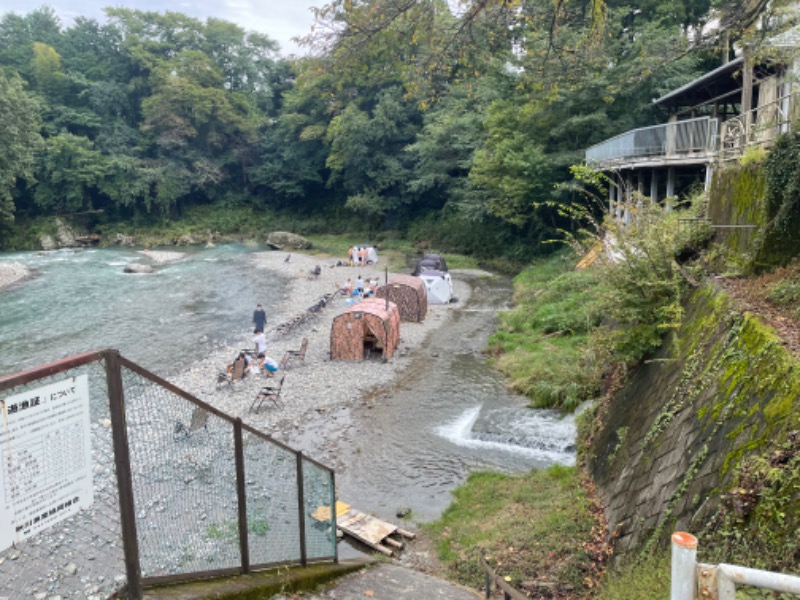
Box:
436;405;576;465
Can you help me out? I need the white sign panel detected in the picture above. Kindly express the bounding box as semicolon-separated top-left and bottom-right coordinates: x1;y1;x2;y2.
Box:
0;375;94;552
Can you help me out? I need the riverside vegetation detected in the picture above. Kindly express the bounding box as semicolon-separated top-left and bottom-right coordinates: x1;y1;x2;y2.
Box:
427;145;800;596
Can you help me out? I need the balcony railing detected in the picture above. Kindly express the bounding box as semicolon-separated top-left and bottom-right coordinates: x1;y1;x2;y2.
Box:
719;91;797;161
585;116;719;167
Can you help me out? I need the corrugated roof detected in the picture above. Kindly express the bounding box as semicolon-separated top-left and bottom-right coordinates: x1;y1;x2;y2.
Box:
652;57;744;108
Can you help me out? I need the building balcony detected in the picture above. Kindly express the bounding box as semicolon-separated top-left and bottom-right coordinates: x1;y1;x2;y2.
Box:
585;117;719;170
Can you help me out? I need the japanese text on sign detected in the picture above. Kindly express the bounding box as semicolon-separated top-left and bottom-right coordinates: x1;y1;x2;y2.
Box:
0;375;93;552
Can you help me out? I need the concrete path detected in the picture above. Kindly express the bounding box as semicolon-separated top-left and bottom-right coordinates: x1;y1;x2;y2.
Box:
274;563;482;599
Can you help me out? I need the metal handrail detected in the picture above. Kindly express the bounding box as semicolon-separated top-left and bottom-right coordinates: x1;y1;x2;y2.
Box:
671;532;800;599
479;553;529;600
586;116;719;166
719;91;798;161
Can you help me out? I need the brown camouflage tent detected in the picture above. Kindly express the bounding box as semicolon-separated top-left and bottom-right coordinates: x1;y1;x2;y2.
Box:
330;299;400;361
376;274;427;323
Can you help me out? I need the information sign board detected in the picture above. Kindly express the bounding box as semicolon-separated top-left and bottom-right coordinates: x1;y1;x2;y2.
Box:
0;375;94;552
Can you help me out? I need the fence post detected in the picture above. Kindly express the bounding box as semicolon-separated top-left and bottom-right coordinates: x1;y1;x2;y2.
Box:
329;469;338;564
671;531;698;600
234;418;250;574
296;452;307;566
105;351;143;600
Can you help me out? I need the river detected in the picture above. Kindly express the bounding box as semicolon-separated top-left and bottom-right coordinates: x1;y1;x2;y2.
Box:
0;245;284;376
0;246;576;531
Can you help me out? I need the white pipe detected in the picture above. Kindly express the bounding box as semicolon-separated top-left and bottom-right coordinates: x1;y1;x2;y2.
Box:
719;563;800;595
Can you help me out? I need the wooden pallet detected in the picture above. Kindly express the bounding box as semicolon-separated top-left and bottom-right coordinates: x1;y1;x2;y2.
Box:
313;501;415;556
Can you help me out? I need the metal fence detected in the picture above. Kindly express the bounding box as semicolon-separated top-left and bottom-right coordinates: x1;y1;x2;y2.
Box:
0;350;337;599
585;116;719;167
671;532;800;599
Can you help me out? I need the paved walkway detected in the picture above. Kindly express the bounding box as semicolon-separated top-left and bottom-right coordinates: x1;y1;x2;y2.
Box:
274;563;482;600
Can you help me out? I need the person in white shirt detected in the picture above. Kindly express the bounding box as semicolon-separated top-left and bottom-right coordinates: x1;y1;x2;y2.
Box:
253;331;267;355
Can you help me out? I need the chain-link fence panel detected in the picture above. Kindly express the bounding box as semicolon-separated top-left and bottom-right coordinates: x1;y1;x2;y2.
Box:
242;431;302;566
0;359;127;599
302;457;337;561
2;353;337;598
122;366;241;580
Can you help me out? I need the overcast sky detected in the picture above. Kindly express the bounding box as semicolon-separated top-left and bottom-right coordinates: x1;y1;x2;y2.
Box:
0;1;329;56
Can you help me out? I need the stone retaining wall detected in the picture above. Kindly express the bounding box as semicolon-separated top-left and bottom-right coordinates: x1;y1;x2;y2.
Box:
588;284;800;565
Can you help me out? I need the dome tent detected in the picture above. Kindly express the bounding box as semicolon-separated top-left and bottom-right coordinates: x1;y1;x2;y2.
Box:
376;274;427;323
412;253;448;276
418;270;453;304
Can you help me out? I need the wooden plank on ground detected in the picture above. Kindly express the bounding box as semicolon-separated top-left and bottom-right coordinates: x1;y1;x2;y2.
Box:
313;503;412;556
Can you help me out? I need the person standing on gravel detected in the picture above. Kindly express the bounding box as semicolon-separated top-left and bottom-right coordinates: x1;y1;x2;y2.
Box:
253;330;267;355
253;303;267;333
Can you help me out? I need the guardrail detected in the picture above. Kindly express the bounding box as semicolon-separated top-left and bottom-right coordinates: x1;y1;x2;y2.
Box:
586;117;718;167
671;532;800;599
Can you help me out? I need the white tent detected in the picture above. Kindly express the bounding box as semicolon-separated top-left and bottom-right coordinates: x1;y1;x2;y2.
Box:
418;270;453;304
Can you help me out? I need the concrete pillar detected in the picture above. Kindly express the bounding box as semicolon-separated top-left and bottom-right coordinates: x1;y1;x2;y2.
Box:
624;173;633;224
651;170;659;203
609;178;615;216
666;167;676;212
704;164;714;192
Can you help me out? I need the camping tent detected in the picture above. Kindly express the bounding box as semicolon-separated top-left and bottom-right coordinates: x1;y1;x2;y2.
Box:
330;299;400;361
376;274;427;322
418;270;453;304
412;253;448;276
349;245;379;266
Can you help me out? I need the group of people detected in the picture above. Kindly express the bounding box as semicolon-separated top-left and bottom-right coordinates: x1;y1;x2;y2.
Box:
246;304;279;376
341;275;379;298
347;246;372;267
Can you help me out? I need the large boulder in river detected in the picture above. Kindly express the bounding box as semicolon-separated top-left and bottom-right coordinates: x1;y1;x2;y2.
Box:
124;263;154;274
266;231;312;250
55;218;78;247
115;233;137;247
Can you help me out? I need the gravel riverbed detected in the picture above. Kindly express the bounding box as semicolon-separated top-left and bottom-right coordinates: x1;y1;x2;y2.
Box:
169;250;474;468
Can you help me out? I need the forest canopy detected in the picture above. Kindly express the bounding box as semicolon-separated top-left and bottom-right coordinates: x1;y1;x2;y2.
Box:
0;1;775;258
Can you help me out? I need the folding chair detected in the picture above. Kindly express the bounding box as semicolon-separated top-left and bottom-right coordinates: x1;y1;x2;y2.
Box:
250;375;286;413
282;338;308;370
174;407;210;440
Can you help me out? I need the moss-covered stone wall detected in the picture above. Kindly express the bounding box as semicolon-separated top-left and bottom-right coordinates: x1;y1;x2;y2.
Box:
587;283;800;563
708;147;800;271
707;162;768;260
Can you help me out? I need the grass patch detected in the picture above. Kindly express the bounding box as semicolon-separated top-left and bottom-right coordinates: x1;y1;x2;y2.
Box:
595;551;671;599
425;466;607;598
488;251;602;411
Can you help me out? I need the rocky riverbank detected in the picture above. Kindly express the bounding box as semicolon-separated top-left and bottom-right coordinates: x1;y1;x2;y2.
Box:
0;261;31;291
170;250;475;471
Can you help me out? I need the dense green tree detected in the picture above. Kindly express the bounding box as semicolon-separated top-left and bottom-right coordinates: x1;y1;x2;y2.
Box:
0;71;43;223
405;80;496;216
32;132;106;213
325;86;421;227
0;7;62;79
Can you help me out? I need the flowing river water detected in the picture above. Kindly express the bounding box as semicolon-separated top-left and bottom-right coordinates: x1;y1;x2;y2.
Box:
0;245;576;546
